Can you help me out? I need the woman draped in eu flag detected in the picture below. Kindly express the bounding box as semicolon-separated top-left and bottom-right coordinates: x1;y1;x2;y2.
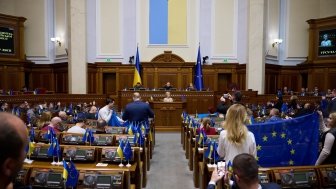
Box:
217;104;257;163
315;112;336;165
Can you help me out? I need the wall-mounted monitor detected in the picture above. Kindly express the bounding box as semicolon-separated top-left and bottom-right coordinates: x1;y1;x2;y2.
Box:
318;29;336;56
0;26;15;55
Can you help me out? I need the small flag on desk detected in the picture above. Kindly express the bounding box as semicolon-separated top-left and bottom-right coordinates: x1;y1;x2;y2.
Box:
117;139;125;159
123;140;133;161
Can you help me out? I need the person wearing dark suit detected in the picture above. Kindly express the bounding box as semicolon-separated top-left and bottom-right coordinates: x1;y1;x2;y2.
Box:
163;82;173;90
122;92;154;122
133;82;143;90
207;153;281;189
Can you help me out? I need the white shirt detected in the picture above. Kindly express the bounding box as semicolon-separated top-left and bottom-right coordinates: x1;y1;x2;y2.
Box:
67;125;86;134
98;105;123;123
217;130;257;163
163;97;173;102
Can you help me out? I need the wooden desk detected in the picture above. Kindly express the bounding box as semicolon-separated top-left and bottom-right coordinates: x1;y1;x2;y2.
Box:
118;90;215;113
150;101;186;131
23;161;135;189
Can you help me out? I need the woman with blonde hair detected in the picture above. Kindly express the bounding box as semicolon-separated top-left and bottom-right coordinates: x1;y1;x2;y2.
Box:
316;112;336;165
217;104;256;162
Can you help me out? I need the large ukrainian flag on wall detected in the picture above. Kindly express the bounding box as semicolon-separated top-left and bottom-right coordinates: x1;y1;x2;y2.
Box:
149;0;187;44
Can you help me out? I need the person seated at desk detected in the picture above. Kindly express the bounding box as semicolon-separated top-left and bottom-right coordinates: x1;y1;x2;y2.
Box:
186;82;195;91
41;116;62;133
163;91;174;102
196;118;217;135
163;82;173;90
266;108;282;122
133;82;143;90
86;105;98;120
67;114;86;134
207;153;281;189
96;119;107;134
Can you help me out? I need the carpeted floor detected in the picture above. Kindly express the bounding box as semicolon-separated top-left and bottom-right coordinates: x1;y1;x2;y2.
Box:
145;132;195;189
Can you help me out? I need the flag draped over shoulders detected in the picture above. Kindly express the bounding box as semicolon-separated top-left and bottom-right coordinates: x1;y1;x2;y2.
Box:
133;46;142;86
248;113;319;167
194;45;203;91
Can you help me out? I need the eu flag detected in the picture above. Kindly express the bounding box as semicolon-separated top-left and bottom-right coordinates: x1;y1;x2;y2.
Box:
194;45;204;91
123;140;133;161
67;160;79;187
108;111;123;126
133;46;142;86
249;113;319;167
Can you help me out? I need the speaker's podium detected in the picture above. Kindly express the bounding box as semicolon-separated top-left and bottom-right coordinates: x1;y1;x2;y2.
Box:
150;101;186;132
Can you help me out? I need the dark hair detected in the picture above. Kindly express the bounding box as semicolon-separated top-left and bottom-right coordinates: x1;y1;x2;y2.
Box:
97;119;107;128
106;98;115;105
234;91;242;102
0;113;24;165
232;153;259;185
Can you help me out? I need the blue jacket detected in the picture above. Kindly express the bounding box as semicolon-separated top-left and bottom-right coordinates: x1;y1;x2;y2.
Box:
122;101;154;122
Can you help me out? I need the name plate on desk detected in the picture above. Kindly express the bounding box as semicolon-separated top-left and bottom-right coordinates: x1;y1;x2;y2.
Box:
101;147;134;163
61;133;85;145
115;135;136;147
317;165;336;187
30;143;52;160
30;168;64;188
63;146;96;162
91;134;115;146
80;171;124;189
105;127;126;134
273;168;318;188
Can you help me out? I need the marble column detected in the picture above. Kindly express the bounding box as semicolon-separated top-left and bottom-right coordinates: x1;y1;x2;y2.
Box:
247;0;265;94
67;0;87;94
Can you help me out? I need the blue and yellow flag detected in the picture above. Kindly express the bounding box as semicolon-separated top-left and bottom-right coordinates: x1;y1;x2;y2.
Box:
63;160;69;180
117;139;125;159
133;47;142;86
194;45;204;91
249;113;319;167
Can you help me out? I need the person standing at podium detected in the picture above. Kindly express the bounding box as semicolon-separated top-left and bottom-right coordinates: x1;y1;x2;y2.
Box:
163;91;174;102
122;92;154;122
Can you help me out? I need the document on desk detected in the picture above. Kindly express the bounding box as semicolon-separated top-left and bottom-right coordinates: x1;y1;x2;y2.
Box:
96;163;108;167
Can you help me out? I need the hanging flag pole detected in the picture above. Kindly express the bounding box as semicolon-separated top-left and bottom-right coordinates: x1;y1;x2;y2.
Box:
194;43;204;91
133;45;142;86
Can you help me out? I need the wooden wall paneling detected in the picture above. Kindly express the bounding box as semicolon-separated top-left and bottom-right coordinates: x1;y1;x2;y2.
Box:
328;73;336;90
157;70;178;88
118;73;134;91
87;63;97;94
181;73;190;90
103;73;116;94
203;71;216;91
0;65;4;89
145;72;155;89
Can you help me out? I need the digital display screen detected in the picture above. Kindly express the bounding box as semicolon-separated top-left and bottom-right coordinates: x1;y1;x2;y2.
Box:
47;173;62;182
99;136;106;142
0;27;15;54
39;148;48;155
97;175;111;184
76;149;86;156
293;173;307;182
318;29;336;56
